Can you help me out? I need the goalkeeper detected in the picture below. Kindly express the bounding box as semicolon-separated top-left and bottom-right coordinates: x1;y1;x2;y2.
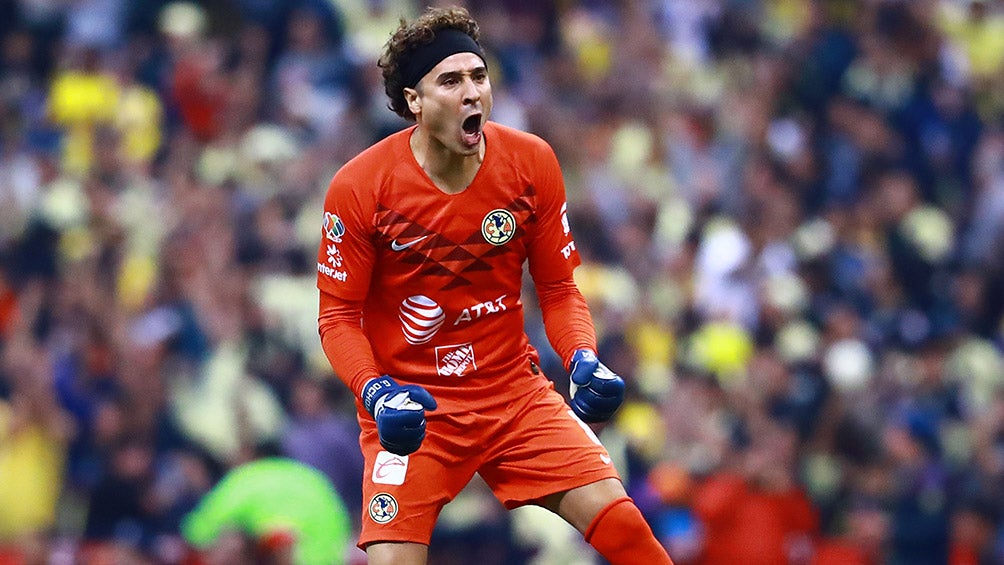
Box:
316;6;673;564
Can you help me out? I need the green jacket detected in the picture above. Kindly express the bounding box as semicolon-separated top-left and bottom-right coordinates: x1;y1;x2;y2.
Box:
182;458;352;564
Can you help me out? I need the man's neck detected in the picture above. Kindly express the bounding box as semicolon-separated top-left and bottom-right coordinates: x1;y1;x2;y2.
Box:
410;128;485;195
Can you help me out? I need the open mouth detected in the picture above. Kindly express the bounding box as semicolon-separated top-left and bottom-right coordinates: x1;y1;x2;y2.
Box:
461;113;482;145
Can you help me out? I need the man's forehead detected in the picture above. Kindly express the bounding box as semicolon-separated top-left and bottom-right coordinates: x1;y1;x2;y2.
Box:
426;52;486;78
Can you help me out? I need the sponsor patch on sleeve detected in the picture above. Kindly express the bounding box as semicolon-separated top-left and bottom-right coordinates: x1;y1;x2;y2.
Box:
323;211;346;242
318;243;348;282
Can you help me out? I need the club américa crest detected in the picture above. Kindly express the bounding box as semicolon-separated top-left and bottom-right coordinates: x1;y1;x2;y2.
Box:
368;493;399;524
481;209;516;246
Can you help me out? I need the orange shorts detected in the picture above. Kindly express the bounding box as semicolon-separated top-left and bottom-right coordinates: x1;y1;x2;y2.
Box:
356;382;620;548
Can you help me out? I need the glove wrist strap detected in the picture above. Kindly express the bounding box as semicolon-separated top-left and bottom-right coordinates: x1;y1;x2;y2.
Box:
362;376;396;415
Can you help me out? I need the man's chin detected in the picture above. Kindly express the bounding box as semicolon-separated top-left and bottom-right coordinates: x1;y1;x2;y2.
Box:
456;141;481;156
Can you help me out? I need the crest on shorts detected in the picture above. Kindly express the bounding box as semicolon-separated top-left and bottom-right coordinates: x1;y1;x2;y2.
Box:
481;209;516;246
369;493;399;524
323;211;346;242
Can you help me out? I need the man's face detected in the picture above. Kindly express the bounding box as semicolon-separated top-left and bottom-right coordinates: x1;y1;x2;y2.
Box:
408;52;492;156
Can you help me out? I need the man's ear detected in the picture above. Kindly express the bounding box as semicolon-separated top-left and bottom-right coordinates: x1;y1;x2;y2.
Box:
403;87;421;115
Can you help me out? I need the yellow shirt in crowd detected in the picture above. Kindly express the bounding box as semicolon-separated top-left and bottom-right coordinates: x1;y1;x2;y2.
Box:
0;400;65;540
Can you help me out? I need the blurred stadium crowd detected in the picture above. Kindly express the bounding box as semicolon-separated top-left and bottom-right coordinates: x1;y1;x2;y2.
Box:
1;0;1004;563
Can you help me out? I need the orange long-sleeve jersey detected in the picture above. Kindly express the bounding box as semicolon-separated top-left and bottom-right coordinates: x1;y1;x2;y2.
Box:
316;122;596;412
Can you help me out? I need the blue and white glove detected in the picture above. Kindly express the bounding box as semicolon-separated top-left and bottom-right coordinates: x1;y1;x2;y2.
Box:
568;349;625;423
362;376;437;456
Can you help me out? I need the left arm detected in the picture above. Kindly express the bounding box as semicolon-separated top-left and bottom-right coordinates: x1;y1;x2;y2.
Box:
525;137;594;364
536;275;596;368
526;138;624;422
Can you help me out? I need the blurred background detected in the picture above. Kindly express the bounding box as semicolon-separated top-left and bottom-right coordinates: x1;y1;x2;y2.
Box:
1;0;1004;563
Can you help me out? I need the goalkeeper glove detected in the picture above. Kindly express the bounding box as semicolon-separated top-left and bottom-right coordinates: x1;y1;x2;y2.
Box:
362;376;437;456
568;349;624;423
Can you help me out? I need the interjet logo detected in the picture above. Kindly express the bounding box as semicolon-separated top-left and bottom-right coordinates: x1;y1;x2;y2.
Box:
317;262;347;281
399;295;446;345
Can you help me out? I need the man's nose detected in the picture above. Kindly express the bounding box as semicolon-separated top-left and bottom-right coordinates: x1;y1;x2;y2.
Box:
461;77;480;104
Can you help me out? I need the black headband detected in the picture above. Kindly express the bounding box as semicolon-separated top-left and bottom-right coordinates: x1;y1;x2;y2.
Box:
401;29;487;89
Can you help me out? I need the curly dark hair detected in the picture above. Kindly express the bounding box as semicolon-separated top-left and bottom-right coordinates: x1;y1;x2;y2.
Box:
378;6;482;120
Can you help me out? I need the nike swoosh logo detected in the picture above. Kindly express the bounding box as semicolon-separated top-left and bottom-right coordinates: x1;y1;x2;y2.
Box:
600;454;612;465
391;236;428;251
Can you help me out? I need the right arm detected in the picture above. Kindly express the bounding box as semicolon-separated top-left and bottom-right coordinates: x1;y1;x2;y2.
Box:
315;168;379;396
318;293;437;455
317;291;380;398
315;163;436;455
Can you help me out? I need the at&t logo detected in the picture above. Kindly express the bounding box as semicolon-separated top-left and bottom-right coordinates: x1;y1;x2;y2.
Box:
399;295;446;345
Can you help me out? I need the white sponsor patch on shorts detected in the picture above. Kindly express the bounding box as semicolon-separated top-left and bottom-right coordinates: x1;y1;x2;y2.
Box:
372;451;409;486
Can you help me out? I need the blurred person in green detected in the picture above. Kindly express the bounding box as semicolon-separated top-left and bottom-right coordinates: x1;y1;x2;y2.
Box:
181;457;353;565
181;457;353;561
